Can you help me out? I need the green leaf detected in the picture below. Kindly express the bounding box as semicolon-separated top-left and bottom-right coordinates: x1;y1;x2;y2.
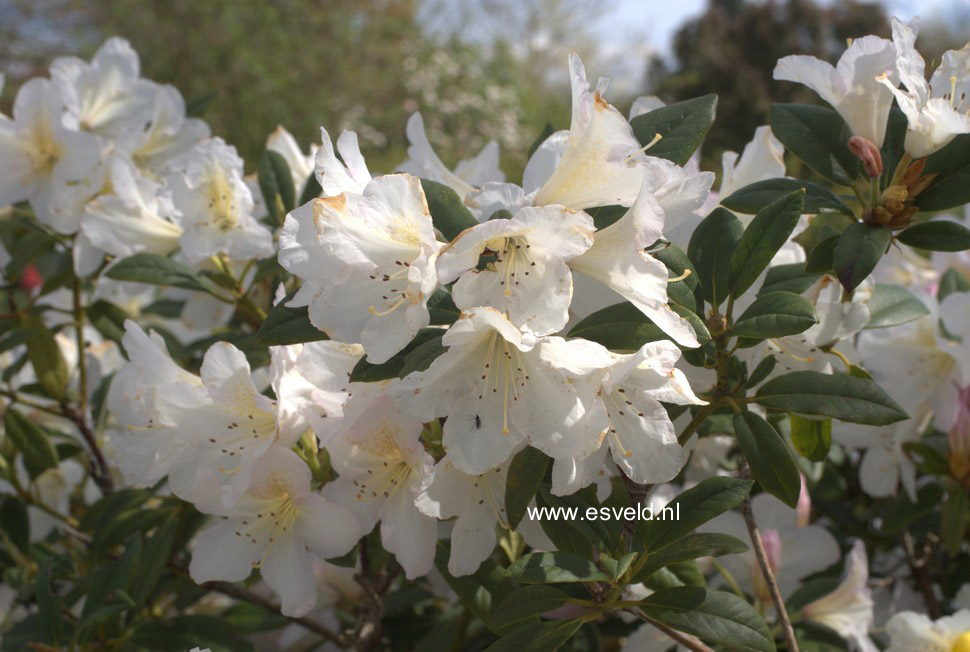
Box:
427;288;460;325
86;300;131;346
729;189;806;298
3;409;59;479
759;263;822;296
185;91;217;118
722;178;852;217
505;447;550;530
729;291;818;339
804;234;839;274
865;283;930;329
299;170;322;205
744;355;777;390
918;133;970;211
130;514;179;606
399;333;447;377
586;205;626;230
941;488;967;556
351;328;442;382
567;302;667;349
506;551;609;584
630;94;718;166
939;268;970;301
434;540;519;635
0;496;29;552
484;619;583;652
734;411;800;507
255;296;328;345
770;103;860;185
422;178;477;241
639;585;707;611
897;220;970;252
638;477;753;553
833;222;892;292
688;207;744;308
755;370;908;425
36;555;61;644
633;533;749;582
20;314;69;401
655;243;700;310
789;414;832;462
219;603;289;634
107;253;218;294
645;590;776;652
644;561;707;590
490;585;571;627
258;149;296;224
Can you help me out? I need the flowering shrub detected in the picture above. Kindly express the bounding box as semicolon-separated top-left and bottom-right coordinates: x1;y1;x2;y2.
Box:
1;16;970;652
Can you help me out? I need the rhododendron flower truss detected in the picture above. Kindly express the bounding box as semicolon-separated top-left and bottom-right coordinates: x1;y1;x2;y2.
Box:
279;174;441;364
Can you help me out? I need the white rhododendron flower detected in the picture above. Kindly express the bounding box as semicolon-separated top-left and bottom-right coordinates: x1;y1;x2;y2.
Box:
878;17;970;158
190;446;361;617
436;204;594;334
314;126;372;197
279;174;441;363
79;155;183;258
774;35;898;147
322;393;437;579
130;83;211;174
168;137;274;263
886;609;970;652
398;307;607;474
570;177;700;347
0;78;102;232
50;37;153;146
415;455;512;576
399;112;505;198
801;541;878;652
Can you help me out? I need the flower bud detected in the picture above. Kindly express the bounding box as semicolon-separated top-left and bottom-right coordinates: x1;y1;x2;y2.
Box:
752;528;783;603
796;474;811;528
948;386;970;485
848;136;883;177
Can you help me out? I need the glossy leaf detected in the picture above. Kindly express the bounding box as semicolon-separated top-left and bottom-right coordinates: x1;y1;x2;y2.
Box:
630;94;718;166
755;371;908;425
688;207;744;308
896;220;970;252
505;447;551;530
729;291;818;339
771;103;860;185
734;411;800;507
421;178;477;241
833;222;891;292
865;283;930;329
722;178;851;216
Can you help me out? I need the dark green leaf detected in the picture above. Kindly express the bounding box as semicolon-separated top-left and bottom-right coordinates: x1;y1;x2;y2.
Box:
427;288;460;325
638;477;753;553
755;371;908;425
258;149;296;223
865;283;930;329
734;411;800;507
630;94;718;166
918;134;970;212
491;585;571;627
688;207;744;308
185;91;217;118
130;514;179;606
107;253;218;294
3;409;59;479
434;540;519;635
299;170;322;205
506;551;609;584
351;328;442;382
585;205;626;230
896;220;970;252
722;178;852;216
633;533;748;582
744;355;777;389
0;496;29;552
505;447;550;530
639;585;707;611
729;291;818;339
941;488;967;556
36;555;61;644
938;268;970;301
20;314;68;401
422;178;478;241
789;414;833;462
568;302;667;350
646;590;776;652
399;333;446;377
804;234;839;274
770;103;860;185
484;619;583;652
255;297;328;345
833;222;891;292
87;300;131;346
729;189;806;298
759;263;822;296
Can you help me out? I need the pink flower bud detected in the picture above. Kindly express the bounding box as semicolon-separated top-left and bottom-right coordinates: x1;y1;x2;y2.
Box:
796;474;811;528
949;386;970;483
19;264;43;294
848;136;883;177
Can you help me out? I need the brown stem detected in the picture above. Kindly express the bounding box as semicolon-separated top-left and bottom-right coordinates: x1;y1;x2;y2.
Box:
902;530;941;619
167;560;349;647
739;460;799;652
620;471;651;553
62;403;113;495
626;608;714;652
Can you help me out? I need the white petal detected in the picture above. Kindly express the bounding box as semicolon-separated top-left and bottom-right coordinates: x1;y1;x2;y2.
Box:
299;493;362;559
380;488;437;579
260;533;318;617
